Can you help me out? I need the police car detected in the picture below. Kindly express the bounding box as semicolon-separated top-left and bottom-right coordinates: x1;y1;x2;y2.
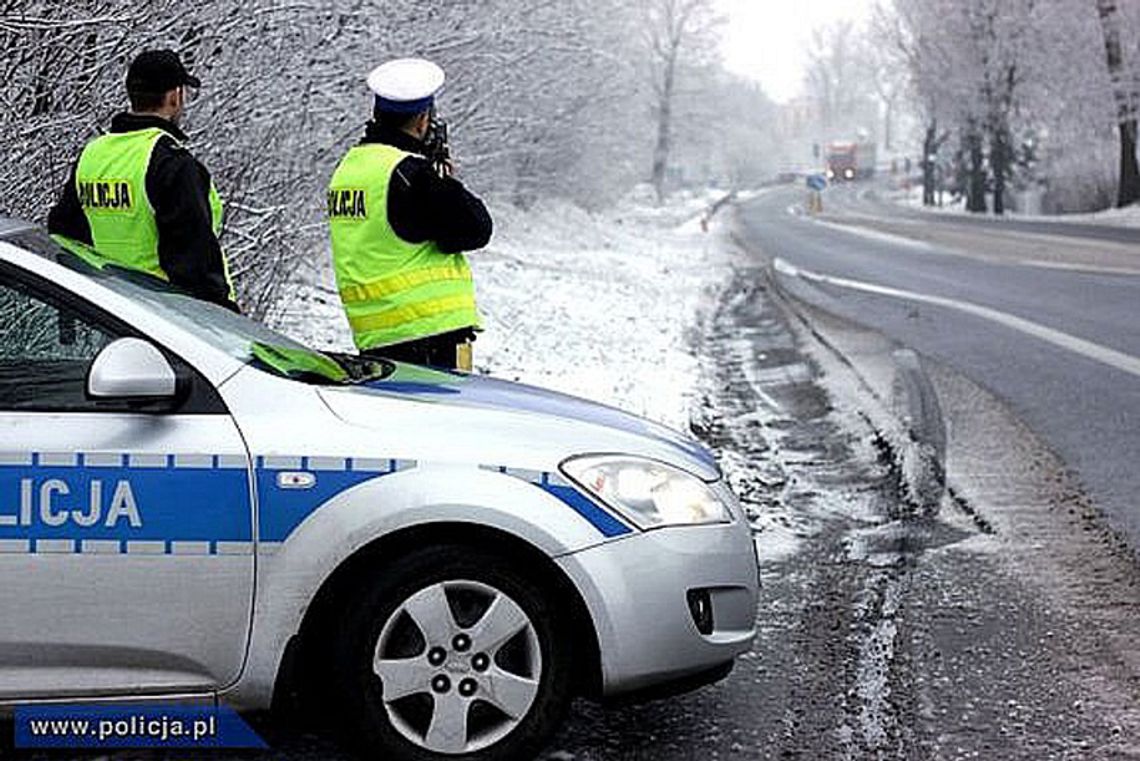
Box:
0;218;758;760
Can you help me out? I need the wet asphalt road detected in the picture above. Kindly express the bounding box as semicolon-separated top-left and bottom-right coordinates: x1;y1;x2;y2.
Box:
737;185;1140;549
857;190;1140;246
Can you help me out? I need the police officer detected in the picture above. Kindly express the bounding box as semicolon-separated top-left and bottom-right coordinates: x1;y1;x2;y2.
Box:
48;49;237;311
328;58;491;370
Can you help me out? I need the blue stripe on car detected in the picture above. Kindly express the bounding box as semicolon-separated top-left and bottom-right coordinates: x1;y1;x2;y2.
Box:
538;483;631;537
0;458;250;550
0;453;629;552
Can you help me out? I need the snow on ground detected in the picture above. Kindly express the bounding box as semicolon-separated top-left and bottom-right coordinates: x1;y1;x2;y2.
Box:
266;185;737;433
887;182;1140;227
890;183;965;214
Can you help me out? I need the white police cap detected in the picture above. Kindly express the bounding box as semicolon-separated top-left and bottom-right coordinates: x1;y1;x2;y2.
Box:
367;58;445;114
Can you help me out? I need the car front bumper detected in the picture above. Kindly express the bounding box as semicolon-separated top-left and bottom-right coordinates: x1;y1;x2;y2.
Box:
555;518;758;696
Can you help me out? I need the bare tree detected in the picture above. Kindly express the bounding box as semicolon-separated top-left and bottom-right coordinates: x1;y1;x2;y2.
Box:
876;0;948;205
644;0;719;203
1096;0;1140;207
0;0;755;320
859;33;908;151
804;21;869;133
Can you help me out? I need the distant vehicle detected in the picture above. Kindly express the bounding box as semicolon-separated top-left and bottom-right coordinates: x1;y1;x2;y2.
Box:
0;220;759;760
825;139;877;182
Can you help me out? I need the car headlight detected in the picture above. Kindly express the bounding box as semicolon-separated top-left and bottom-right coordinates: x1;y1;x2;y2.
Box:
560;455;732;530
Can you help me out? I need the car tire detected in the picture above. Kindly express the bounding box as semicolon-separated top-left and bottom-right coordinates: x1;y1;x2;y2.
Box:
327;544;576;761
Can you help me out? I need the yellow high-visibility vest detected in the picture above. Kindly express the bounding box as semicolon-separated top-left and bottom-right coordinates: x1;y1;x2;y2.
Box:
328;143;480;351
74;127;233;298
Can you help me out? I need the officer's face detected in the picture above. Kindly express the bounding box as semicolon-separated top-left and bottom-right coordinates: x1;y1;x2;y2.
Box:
156;88;184;126
413;112;431;140
171;87;186;125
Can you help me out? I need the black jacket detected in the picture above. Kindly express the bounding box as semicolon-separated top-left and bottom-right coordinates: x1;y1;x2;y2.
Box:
47;114;237;311
360;122;492;253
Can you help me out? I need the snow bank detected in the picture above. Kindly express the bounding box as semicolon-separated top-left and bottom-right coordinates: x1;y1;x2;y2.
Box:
267;185;736;433
887;182;1140;228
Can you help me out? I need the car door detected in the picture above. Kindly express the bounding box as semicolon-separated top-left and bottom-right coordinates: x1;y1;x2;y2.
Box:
0;265;254;698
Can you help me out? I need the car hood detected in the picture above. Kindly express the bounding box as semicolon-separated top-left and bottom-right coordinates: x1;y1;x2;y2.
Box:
317;363;720;480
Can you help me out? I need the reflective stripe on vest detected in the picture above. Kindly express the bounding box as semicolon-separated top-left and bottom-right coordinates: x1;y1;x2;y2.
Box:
328;143;480;351
76;128;234;300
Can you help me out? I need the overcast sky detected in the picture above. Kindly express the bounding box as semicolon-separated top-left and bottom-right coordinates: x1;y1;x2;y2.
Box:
717;0;877;103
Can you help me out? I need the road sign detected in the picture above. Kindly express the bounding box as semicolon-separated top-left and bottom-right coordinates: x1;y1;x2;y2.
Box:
806;174;827;192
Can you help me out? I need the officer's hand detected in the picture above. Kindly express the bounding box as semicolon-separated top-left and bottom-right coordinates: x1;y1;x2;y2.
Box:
436;158;455;178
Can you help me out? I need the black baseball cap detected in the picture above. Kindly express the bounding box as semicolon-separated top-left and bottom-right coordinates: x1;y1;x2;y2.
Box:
126;50;200;94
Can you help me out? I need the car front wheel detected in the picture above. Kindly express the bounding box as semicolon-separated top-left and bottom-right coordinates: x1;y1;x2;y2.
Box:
329;545;576;760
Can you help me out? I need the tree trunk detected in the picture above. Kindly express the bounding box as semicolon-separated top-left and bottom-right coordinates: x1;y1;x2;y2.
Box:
1096;0;1140;207
651;47;677;204
923;123;936;206
884;98;894;152
1118;118;1140;207
966;126;987;213
991;126;1008;215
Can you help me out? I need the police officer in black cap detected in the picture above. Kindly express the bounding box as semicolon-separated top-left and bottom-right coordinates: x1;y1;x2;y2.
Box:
48;49;238;311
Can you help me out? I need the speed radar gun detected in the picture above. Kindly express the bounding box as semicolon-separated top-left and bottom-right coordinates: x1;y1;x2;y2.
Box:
424;111;450;178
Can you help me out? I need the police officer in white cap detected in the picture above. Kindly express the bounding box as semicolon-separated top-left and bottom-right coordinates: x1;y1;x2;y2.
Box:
327;58;491;370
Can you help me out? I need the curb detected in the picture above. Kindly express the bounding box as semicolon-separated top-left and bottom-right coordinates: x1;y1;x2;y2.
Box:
751;240;947;516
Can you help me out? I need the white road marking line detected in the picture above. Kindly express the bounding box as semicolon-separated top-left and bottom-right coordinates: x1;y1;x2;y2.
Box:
813;219;934;251
774;257;1140;379
1017;259;1140;277
802;207;1140;275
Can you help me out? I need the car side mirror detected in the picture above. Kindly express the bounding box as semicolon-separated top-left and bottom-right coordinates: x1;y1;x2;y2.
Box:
87;337;181;404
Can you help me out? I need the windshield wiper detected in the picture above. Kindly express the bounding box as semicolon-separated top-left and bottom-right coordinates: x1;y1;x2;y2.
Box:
328;352;394;383
250;342;351;384
250;342;394;385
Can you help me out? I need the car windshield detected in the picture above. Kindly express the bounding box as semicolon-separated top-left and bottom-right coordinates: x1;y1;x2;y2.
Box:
8;230;391;385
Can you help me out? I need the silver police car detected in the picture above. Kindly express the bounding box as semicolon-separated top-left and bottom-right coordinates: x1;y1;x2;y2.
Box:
0;218;758;760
